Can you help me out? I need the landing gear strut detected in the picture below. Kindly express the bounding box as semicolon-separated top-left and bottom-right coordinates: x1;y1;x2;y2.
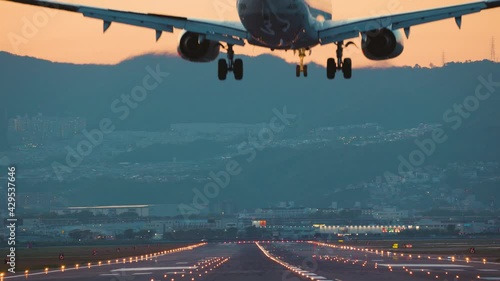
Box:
294;48;310;78
327;41;353;80
218;44;243;81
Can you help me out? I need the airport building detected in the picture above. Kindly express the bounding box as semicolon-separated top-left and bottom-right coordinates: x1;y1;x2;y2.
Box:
264;224;412;235
372;207;409;221
255;207;318;218
53;205;150;217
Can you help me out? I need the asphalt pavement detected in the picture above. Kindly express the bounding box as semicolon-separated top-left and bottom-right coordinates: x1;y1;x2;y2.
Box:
1;241;498;281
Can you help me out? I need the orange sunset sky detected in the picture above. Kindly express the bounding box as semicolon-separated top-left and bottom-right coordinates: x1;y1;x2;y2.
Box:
0;0;499;67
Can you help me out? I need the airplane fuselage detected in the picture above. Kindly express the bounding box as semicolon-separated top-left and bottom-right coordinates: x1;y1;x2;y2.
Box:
237;0;320;49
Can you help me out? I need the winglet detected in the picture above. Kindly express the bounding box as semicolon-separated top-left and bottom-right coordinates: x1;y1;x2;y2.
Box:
454;16;462;29
103;20;111;33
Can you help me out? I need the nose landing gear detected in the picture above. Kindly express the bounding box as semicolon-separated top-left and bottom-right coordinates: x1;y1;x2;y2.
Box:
294;48;311;78
218;44;244;81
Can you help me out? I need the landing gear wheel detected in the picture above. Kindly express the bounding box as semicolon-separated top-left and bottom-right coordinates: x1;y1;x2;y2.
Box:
219;44;244;81
294;48;309;78
328;41;356;80
327;58;336;79
218;59;228;81
234;59;243;80
342;58;352;79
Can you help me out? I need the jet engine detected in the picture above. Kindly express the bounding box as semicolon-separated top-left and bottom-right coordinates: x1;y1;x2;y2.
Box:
177;31;220;62
361;28;404;60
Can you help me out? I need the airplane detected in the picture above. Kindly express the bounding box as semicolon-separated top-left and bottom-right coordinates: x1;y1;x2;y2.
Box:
2;0;500;80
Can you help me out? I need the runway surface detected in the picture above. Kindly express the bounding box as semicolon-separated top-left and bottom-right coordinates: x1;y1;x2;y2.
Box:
2;241;499;281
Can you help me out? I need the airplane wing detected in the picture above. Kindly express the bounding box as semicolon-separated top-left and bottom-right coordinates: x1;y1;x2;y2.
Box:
318;0;500;44
1;0;248;46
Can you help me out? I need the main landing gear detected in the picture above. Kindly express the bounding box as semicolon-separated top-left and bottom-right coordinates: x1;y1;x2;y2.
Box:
327;41;354;80
218;44;243;81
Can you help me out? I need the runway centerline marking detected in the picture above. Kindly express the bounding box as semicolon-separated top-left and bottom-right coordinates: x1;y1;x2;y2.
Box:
132;272;152;275
111;266;197;272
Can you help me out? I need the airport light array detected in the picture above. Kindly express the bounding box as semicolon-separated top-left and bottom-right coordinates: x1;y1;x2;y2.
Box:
0;242;206;279
256;242;331;281
309;241;492;265
309;241;498;281
163;256;230;281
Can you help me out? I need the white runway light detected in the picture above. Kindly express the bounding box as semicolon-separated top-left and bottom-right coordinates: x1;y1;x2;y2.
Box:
378;264;472;268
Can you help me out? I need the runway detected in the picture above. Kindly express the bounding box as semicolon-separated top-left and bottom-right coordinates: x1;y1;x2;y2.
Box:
265;241;500;281
2;241;499;281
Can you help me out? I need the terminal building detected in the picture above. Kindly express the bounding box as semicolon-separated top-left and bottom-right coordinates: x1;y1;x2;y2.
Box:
53;205;150;217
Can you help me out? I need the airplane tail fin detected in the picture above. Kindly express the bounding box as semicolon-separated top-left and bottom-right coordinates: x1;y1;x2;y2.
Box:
305;0;333;20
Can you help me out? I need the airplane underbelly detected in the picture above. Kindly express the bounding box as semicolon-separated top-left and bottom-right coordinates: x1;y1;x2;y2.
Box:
238;0;309;48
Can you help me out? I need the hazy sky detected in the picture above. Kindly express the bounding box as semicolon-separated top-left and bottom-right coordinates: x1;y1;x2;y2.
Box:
0;0;499;67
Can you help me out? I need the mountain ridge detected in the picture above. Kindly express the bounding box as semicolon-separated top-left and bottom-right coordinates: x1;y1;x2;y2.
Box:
1;52;500;208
